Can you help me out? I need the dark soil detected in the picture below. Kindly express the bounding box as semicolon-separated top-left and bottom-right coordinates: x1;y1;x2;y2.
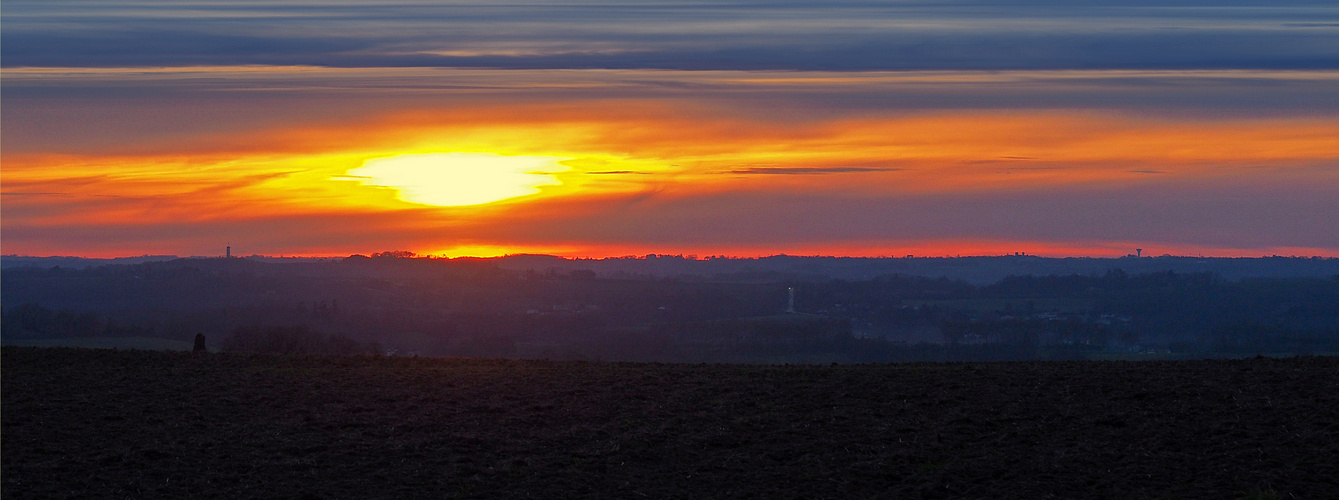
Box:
4;347;1337;498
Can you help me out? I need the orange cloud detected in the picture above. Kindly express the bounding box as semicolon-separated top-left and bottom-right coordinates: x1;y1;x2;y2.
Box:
4;91;1337;257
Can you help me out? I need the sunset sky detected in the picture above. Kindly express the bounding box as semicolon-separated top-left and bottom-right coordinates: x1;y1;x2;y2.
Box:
3;1;1338;258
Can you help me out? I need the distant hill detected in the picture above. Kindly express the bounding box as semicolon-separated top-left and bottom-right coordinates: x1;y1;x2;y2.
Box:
6;254;1338;283
5;253;1337;361
1;255;181;269
491;254;1339;284
1;255;337;270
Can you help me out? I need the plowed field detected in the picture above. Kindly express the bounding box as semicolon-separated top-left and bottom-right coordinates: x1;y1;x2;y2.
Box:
4;347;1337;498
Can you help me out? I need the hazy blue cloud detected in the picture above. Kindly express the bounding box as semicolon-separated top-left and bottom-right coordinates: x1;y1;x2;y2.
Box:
5;67;1337;157
5;1;1338;70
479;180;1339;250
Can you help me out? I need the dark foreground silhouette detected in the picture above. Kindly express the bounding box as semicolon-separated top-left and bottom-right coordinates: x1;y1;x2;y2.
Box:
4;347;1337;498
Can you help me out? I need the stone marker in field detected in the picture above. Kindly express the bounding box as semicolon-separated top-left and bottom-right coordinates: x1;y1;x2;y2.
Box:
193;333;207;353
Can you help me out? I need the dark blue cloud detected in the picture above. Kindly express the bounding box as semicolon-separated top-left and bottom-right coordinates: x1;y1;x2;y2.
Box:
4;1;1338;70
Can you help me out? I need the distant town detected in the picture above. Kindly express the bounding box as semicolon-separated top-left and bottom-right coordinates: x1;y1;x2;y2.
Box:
4;254;1338;363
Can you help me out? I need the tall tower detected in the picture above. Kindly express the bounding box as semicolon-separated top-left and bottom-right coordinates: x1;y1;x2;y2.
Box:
226;245;231;259
1136;248;1142;258
787;286;796;314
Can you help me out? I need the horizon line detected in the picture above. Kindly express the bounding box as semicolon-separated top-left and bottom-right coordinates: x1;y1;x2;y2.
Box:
5;253;1337;261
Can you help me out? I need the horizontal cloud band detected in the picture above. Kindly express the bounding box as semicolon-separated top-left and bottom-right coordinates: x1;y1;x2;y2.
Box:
4;2;1339;70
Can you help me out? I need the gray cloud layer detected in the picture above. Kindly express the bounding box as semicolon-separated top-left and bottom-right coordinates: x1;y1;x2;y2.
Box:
5;1;1339;70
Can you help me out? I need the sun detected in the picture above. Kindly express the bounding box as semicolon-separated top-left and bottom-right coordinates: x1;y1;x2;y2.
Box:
345;152;570;207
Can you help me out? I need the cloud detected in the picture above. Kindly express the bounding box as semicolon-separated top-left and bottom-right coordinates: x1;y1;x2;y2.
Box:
460;179;1339;252
724;167;902;175
4;59;1338;258
5;2;1339;70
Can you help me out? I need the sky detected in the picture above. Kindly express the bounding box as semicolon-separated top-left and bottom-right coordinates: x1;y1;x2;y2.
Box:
3;1;1338;258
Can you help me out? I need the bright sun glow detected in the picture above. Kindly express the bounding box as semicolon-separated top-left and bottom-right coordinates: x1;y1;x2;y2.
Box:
346;153;570;207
